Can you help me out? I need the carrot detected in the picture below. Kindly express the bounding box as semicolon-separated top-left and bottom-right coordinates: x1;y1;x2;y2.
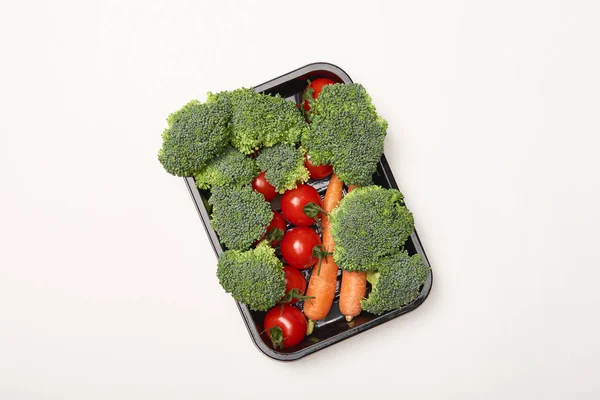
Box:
339;272;367;321
339;184;367;322
304;174;344;333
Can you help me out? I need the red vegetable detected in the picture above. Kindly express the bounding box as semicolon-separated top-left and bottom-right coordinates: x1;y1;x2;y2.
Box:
280;227;321;269
264;304;307;349
281;266;308;302
280;184;323;227
252;171;278;202
257;210;286;246
303;78;336;111
304;154;333;180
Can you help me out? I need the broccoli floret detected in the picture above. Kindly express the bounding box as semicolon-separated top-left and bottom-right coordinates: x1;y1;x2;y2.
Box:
361;251;429;315
209;186;272;250
227;88;307;154
194;146;258;190
254;143;309;193
158;98;231;176
302;83;387;186
217;243;286;311
330;186;414;272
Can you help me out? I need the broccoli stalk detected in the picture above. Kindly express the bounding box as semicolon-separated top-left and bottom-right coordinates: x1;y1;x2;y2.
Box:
361;252;430;314
217;243;286;311
208;186;273;251
302;83;387;186
330;186;414;272
255;143;309;193
366;270;380;288
158;97;231;177
194;146;258;190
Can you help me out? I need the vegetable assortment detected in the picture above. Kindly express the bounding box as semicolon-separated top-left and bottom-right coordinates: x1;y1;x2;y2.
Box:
158;80;429;350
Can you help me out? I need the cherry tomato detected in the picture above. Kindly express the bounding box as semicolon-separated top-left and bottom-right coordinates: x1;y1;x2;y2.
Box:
261;211;286;246
264;304;307;349
303;78;336;111
304;154;333;180
280;184;323;227
252;171;278;202
280;227;321;269
281;266;307;302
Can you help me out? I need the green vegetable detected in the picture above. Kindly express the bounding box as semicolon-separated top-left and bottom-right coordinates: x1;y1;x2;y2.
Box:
302;83;387;186
194;146;258;190
330;186;414;272
209;186;272;251
227;88;307;154
217;243;286;311
255;143;309;193
158;97;231;177
361;251;429;314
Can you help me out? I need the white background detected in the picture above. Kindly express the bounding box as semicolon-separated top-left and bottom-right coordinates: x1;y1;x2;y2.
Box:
1;0;599;399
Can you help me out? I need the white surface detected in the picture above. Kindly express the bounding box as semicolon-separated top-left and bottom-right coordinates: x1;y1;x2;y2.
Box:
1;0;599;398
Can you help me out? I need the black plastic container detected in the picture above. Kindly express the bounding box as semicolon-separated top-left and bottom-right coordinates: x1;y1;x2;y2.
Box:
184;62;433;361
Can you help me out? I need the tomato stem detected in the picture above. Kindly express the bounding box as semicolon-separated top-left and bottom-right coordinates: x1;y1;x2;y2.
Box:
302;81;316;121
311;244;333;275
278;288;315;304
264;228;284;245
303;202;328;219
268;326;284;349
302;85;314;103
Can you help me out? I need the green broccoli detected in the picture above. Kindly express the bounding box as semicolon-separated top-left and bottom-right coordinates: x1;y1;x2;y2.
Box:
330;186;414;272
158;97;231;176
302;83;387;186
194;145;258;190
217;243;286;311
208;185;272;250
254;143;309;193
361;251;429;315
227;88;307;154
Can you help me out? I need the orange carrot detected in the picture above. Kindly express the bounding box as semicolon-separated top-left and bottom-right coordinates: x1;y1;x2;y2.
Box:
304;174;344;333
339;271;367;321
339;184;367;322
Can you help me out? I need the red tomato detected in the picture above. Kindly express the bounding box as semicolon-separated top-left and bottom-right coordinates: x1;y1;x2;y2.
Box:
264;304;307;349
252;171;278;202
303;78;336;111
304;154;333;180
264;211;286;246
282;266;307;302
280;227;321;269
280;184;323;227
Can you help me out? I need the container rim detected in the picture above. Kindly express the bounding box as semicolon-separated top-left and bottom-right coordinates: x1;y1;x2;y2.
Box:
254;62;353;92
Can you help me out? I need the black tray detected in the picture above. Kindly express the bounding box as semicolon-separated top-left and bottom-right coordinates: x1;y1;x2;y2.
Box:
184;62;433;361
